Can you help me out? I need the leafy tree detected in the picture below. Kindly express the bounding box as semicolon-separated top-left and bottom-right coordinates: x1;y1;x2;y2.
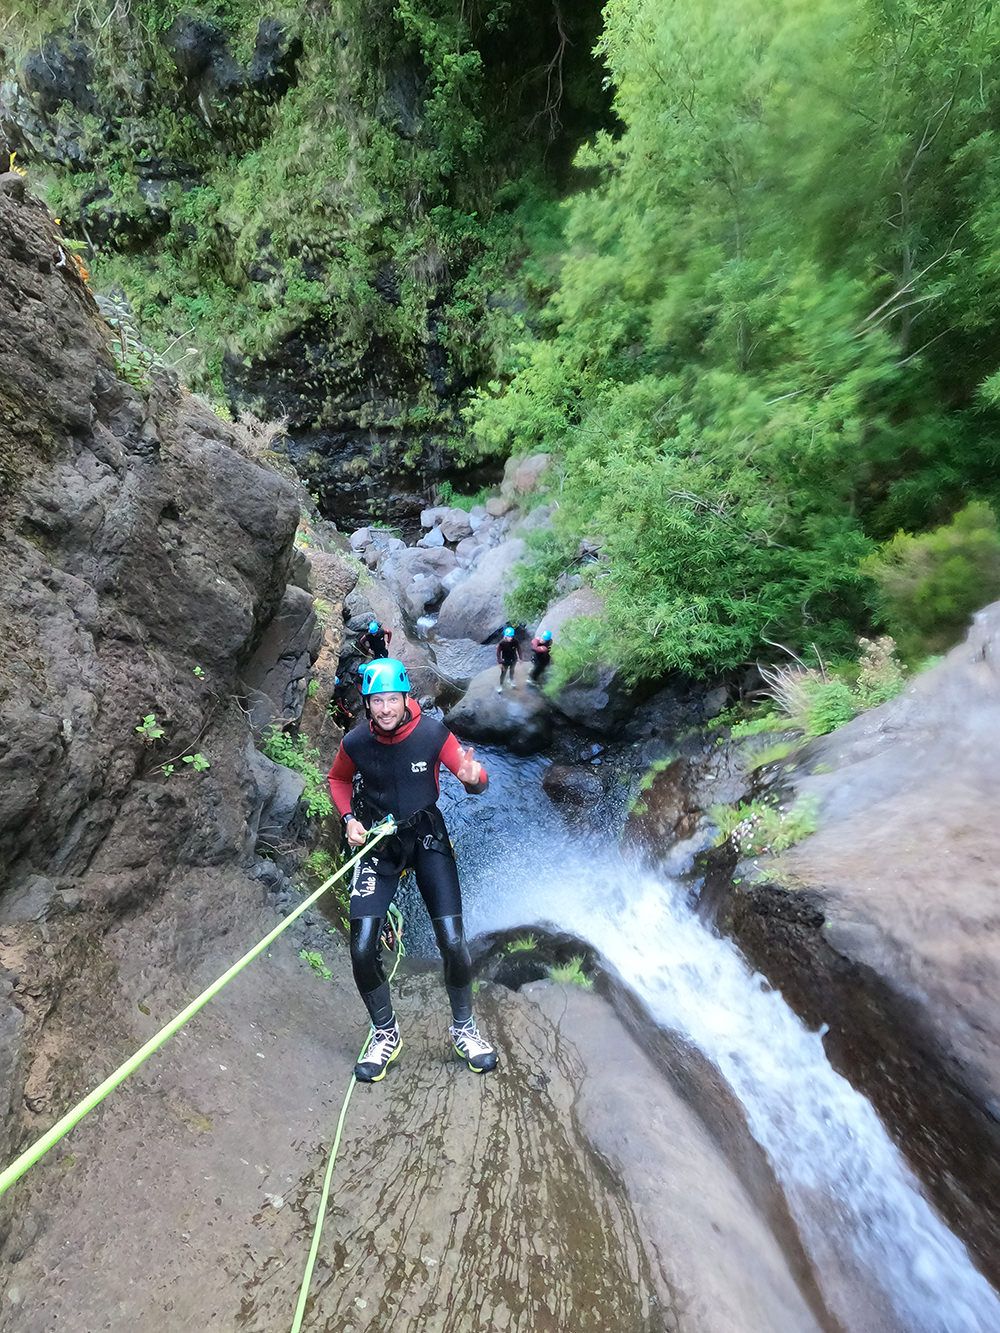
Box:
469;0;1000;679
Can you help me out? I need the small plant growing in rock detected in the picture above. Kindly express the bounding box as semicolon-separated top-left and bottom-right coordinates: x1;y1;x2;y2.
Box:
261;726;333;819
193;665;205;679
549;956;593;989
304;848;337;882
711;795;819;855
506;934;538;954
307;678;320;699
135;713;165;742
299;949;333;981
182;753;211;771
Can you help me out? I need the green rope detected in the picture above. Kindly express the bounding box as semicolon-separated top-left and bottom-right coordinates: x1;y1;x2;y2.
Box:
290;902;405;1333
0;820;397;1200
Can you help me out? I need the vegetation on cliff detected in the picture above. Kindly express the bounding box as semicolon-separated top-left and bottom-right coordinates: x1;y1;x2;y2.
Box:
2;0;606;422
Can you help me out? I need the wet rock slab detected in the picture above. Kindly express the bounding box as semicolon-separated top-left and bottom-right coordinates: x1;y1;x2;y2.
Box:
0;899;824;1333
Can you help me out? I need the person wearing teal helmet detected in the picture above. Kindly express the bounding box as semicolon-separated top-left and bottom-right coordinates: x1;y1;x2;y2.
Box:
327;657;498;1080
495;625;521;693
529;627;554;687
356;619;392;661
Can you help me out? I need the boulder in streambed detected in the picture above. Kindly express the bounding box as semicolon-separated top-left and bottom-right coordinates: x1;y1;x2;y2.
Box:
433;538;526;642
538;587;634;733
445;667;551;754
379;544;457;619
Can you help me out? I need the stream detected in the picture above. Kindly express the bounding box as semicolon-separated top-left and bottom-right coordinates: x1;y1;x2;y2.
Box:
406;744;1000;1333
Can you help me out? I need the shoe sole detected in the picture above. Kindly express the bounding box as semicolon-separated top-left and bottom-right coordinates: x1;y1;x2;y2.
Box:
356;1039;402;1083
452;1043;498;1074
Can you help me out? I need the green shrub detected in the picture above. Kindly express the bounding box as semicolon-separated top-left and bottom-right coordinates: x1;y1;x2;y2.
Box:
746;739;798;770
799;678;858;737
299;949;333;981
863;503;1000;660
260;726;333;818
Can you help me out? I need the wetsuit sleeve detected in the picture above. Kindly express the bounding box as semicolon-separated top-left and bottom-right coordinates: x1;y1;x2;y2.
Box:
496;643;502;664
439;731;488;794
328;742;358;817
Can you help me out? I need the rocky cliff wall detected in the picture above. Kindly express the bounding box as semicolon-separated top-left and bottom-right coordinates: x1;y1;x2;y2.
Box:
0;173;309;1184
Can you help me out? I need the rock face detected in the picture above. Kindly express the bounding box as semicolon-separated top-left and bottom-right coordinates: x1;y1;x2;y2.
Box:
0;185;306;1184
712;604;1000;1283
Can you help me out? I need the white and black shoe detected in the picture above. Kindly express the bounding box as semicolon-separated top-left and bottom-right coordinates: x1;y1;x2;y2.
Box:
355;1021;401;1082
450;1017;498;1073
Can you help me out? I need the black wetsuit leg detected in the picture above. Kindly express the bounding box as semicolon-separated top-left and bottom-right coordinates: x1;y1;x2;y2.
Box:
410;833;473;1022
530;654;549;683
349;834;407;1026
350;917;394;1026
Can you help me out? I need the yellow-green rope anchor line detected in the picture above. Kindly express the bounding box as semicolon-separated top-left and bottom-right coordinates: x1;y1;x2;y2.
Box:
290;901;405;1333
0;819;397;1200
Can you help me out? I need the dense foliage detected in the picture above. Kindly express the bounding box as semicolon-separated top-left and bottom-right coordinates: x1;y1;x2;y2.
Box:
2;0;605;414
470;0;1000;680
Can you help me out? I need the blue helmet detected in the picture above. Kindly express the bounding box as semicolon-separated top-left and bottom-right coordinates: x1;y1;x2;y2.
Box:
360;657;411;697
541;630;552;643
368;619;380;634
503;626;516;639
334;674;341;687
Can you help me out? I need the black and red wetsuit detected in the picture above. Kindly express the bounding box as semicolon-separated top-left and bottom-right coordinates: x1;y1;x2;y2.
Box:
327;700;488;1027
530;635;552;683
356;626;393;659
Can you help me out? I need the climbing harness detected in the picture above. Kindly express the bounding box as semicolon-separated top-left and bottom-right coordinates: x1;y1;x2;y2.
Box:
0;818;397;1200
290;902;405;1332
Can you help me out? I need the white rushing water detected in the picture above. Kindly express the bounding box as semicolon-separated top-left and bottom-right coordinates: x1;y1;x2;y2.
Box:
433;748;1000;1333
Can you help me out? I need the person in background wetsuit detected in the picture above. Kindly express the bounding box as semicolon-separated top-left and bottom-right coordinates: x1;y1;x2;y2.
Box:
331;674;354;726
327;657;498;1082
529;629;553;686
495;625;520;693
356;619;392;659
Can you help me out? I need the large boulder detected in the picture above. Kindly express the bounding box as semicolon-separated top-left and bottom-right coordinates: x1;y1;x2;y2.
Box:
445;667;552;755
380;544;457;620
501;452;551;500
439;508;473;542
433;538;526;642
539;588;632;732
430;638;498;688
240;585;320;731
307;548;360;607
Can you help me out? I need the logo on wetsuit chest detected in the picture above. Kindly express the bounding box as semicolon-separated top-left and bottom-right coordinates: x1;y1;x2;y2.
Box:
411;760;428;773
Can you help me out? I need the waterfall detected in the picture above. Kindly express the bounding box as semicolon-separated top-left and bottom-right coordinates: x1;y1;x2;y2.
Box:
433;746;1000;1333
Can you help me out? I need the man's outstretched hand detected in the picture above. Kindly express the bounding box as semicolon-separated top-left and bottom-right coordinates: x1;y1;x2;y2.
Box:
456;746;482;787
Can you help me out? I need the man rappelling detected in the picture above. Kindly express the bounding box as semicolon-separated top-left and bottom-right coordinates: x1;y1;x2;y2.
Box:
326;658;498;1082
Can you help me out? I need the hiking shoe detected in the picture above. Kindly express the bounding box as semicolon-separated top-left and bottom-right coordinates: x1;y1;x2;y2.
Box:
355;1022;402;1082
450;1017;498;1073
496;685;503;694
